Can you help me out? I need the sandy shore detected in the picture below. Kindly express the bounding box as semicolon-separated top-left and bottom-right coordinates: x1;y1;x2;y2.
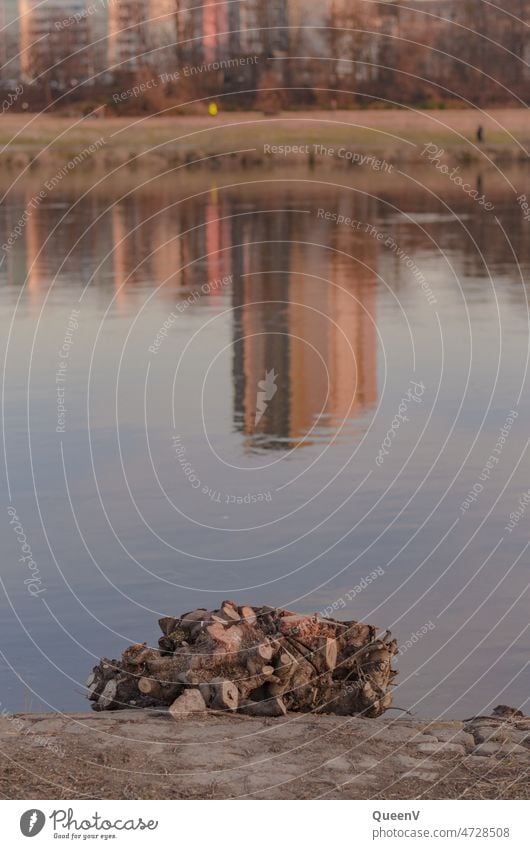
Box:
1;710;528;800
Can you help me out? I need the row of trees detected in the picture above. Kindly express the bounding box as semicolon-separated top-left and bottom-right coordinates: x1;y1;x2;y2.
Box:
324;0;530;106
1;0;528;110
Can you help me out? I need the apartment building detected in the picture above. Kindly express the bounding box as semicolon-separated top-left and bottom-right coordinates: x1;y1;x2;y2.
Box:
108;0;176;71
19;0;93;83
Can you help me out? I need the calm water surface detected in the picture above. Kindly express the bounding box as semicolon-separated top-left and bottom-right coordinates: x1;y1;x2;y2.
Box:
1;170;528;716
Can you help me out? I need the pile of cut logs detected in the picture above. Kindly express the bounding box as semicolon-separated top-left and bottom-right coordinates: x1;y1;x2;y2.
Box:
86;602;398;718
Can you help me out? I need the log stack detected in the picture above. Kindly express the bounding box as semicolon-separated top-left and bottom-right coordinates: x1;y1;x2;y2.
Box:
86;602;398;718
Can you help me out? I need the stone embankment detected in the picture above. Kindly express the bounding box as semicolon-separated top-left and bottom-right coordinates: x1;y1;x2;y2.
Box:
1;709;527;800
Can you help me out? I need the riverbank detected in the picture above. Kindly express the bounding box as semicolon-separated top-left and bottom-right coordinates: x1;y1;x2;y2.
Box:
0;109;528;175
1;710;528;800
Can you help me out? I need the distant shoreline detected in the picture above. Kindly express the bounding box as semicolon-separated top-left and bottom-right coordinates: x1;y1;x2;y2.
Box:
0;109;527;175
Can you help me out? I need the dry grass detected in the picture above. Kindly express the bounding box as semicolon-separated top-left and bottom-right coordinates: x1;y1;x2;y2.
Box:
0;108;528;157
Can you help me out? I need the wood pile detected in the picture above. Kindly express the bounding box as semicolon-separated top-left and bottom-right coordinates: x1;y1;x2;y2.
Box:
86;602;398;718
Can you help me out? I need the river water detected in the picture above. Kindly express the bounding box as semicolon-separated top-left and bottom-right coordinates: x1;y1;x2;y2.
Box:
1;167;528;716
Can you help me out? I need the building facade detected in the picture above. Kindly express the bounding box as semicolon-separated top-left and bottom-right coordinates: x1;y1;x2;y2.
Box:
19;0;93;84
108;0;176;72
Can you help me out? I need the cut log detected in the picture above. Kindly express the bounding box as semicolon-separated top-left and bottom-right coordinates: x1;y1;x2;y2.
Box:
180;609;209;630
276;650;297;676
188;622;205;642
169;689;207;719
315;617;349;629
138;677;182;703
206;622;244;652
87;684;100;702
121;644;153;668
210;679;239;711
138;677;162;697
88;602;398;718
320;637;338;671
255;641;273;661
198;682;212;705
159;617;178;636
220;601;240;622
268;650;298;697
239;605;257;625
97;679;117;710
284;636;320;676
158;636;175;655
239;697;287;717
210;614;228;626
240;664;281;699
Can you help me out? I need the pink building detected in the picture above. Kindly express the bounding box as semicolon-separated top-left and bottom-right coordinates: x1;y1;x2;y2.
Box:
176;0;231;65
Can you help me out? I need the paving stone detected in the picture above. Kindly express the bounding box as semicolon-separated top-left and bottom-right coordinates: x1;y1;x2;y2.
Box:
368;726;422;743
471;742;528;757
416;742;466;755
425;729;475;748
498;743;529;756
472;725;510;744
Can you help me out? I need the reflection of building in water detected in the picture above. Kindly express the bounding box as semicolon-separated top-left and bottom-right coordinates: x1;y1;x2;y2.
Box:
110;191;231;295
1;188;233;303
4;188;376;444
0;192;120;304
204;191;232;285
17;194;115;302
111;197;183;291
230;206;377;449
